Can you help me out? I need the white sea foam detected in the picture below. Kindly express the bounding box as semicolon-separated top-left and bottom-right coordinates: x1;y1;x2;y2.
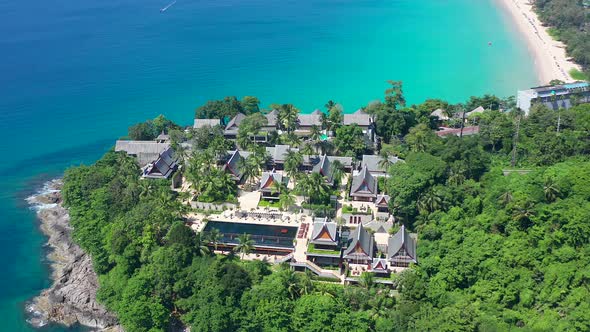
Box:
25;179;62;211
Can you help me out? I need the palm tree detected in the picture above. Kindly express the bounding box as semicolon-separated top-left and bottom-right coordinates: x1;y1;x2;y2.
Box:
307;172;330;204
278;104;300;133
417;189;443;214
512;201;535;228
234;233;254;259
138;180;155;199
544;178;561;203
238;157;257;188
206;228;222;251
309;125;322;142
279;190;297;211
300;143;315;158
331;160;345;187
280;269;301;300
498;191;513;206
195;233;211;256
358;272;374;289
284;150;303;180
377;150;394;173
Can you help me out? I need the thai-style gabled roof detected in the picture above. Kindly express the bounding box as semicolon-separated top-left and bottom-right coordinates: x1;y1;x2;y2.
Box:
343;223;374;260
364;220;394;234
467;106;485;116
225;113;246;131
156;131;170;142
350;166;377;199
115;140;170;167
312;155;333;183
259;171;285;192
194;118;221;129
310;217;338;246
142;147;178;179
371;258;388;272
222;150;244;181
343;110;372;126
265;145;297;163
387;225;417;264
265;110;279;127
361;155;402;174
430;108;449;120
297;110;323;127
375;194;390;207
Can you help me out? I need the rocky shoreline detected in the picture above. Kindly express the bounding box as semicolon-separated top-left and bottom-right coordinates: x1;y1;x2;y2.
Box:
26;179;121;331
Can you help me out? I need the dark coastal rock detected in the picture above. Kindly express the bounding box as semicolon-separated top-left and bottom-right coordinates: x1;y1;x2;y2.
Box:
27;181;123;331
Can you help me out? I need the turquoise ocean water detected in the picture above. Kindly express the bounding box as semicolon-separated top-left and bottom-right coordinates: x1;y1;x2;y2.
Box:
0;0;535;330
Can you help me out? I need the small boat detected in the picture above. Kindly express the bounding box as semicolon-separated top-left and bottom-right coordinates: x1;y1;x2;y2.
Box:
280;229;288;234
160;0;176;13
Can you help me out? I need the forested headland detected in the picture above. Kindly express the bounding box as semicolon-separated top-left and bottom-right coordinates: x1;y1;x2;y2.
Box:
61;87;590;331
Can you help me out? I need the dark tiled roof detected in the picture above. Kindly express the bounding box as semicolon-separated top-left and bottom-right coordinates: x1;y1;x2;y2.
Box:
312;155;333;182
343;110;372;126
225;113;246;131
343;223;374;260
350;166;377;198
223;150;244;181
266;145;297;163
142;147;178;179
298;110;323;127
265;110;279;127
115;140;170;167
387;225;417;264
361;155;402;174
194;118;221;128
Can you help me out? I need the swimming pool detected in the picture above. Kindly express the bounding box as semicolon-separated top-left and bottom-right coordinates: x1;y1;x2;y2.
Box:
203;221;298;249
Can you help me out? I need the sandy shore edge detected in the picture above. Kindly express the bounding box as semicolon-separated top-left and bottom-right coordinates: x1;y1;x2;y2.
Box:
25;179;121;331
496;0;581;84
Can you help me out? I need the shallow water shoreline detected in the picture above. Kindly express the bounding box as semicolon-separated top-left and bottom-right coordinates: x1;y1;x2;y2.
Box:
495;0;580;84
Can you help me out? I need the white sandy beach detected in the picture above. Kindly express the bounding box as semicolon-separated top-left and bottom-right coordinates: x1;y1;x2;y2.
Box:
497;0;580;84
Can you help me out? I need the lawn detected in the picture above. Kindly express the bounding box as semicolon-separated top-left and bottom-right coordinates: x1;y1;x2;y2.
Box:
258;200;281;208
307;243;341;256
569;68;589;81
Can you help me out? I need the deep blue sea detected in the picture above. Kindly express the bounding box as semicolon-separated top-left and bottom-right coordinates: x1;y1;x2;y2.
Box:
0;0;536;330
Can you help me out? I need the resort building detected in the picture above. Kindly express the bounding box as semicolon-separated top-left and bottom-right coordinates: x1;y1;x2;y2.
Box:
223;113;246;139
343;110;376;142
193;118;221;129
387;225;417;268
265;145;298;170
306;217;342;267
222;150;248;183
467;106;485;117
517;81;590;115
350;166;378;202
311;155;335;184
115;140;170;167
430;108;449;121
343;223;374;265
371;258;390;277
142;146;179;180
375;194;391;220
156;131;170;143
259;171;288;200
296;110;323;136
361;154;402;176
